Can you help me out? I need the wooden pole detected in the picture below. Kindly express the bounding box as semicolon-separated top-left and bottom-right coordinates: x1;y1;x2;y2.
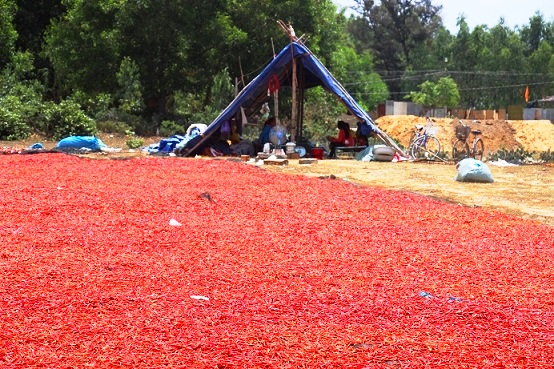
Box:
290;47;297;132
238;57;245;89
271;38;279;125
277;20;300;139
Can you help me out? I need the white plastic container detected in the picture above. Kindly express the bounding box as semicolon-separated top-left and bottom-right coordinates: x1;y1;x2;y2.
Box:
285;142;296;154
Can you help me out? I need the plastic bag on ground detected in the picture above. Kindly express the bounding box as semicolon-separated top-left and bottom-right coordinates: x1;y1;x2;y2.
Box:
455;158;494;183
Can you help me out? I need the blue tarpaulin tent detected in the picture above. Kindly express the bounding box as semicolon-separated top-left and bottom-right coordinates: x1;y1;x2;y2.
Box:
186;41;402;156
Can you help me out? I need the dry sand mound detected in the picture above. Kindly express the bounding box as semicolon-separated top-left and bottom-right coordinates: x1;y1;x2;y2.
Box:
375;115;554;156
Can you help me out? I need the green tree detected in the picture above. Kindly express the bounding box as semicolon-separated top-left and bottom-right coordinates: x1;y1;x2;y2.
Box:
13;0;65;56
434;76;460;108
0;51;45;138
44;1;122;97
332;44;389;110
116;57;144;115
528;41;554;100
520;12;547;56
407;76;459;111
0;0;17;68
352;0;443;98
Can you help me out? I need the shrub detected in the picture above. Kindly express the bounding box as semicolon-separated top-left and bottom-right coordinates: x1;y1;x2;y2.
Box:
44;100;97;140
0;97;30;140
97;120;134;136
126;137;144;149
0;51;46;137
159;120;185;137
488;147;537;164
70;91;113;120
539;150;554;163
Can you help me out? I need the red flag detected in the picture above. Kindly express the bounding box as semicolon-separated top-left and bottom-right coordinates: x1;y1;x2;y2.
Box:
524;86;530;102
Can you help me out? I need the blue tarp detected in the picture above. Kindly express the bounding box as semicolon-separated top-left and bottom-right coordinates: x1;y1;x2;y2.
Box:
56;136;106;151
187;42;395;156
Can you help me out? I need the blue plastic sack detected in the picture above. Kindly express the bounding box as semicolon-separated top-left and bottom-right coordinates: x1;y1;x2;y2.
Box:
158;135;185;153
56;136;106;151
455;158;494;183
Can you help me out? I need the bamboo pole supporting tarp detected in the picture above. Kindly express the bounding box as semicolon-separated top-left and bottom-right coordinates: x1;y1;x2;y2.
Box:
271;38;279;125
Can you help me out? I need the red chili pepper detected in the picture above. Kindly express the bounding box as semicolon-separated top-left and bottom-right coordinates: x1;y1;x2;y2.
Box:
0;154;552;368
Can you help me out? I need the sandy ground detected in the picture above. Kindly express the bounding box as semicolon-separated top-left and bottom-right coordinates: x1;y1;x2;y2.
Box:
260;116;554;226
260;159;554;227
375;116;554;156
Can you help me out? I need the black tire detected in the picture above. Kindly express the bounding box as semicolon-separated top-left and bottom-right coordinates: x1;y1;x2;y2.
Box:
472;138;484;161
411;136;441;160
452;139;469;162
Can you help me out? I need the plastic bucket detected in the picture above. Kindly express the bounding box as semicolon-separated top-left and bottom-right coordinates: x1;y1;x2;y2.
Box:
311;147;324;159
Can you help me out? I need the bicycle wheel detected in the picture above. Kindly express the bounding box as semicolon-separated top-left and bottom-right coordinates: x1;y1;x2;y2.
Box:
411;136;441;160
408;132;418;148
472;138;484;161
452;139;469;162
409;136;422;159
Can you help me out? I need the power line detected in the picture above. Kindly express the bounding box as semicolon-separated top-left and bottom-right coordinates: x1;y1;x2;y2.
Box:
343;80;554;96
365;70;554;77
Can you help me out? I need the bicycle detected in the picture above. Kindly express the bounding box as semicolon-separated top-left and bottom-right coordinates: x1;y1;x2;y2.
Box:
408;117;442;160
452;120;484;161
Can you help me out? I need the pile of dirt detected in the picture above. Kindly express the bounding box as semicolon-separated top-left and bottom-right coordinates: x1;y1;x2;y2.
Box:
375;115;554;156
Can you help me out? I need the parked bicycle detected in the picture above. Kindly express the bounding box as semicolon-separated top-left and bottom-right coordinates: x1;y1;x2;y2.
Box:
452;120;484;161
408;117;442;160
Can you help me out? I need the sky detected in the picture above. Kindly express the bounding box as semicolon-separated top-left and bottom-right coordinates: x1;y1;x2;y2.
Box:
333;0;553;33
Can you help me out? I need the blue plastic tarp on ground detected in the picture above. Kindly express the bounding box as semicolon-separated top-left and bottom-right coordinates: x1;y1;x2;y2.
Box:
56;136;107;151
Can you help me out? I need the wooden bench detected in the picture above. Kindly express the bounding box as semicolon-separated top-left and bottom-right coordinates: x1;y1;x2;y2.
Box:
336;146;367;158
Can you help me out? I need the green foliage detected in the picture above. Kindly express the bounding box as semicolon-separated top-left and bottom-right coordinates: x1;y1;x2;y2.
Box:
302;87;345;144
331;45;389;110
126;137;144;149
7;0;554;130
435;77;461;107
407;77;460;109
353;0;443;97
71;91;114;120
0;51;46;134
407;80;435;107
159;120;185;137
96;120;133;136
44;100;98;140
172;68;235;126
13;0;66;58
210;68;234;113
0;96;30;140
116;57;144;114
0;0;17;67
43;1;122;96
539;150;554;163
487;147;537;164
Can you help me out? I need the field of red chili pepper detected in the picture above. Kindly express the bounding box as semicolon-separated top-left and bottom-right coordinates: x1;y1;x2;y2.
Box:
1;154;553;368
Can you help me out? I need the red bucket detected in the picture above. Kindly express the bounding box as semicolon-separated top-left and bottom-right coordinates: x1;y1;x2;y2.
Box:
311;147;324;159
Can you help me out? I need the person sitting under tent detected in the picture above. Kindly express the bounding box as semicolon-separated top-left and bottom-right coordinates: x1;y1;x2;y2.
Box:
228;118;255;157
356;120;377;146
253;116;277;153
326;120;354;158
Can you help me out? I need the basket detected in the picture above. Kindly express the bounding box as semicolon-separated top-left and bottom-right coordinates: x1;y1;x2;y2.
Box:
425;125;439;137
456;125;471;140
